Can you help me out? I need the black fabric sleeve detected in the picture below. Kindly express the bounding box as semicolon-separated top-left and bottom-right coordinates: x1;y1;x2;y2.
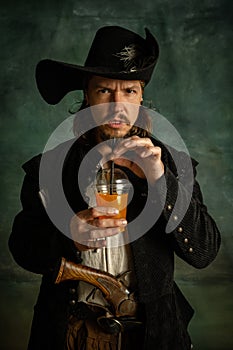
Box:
9;172;81;275
152;159;221;269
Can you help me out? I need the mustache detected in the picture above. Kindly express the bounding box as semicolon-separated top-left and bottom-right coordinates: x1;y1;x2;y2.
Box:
103;113;130;124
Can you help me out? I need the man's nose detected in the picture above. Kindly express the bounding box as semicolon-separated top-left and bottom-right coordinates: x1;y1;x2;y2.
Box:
109;100;124;116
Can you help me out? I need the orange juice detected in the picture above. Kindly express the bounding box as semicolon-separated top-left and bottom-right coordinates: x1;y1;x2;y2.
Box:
95;192;128;219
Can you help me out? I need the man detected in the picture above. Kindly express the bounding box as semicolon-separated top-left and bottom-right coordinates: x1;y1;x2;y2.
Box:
9;26;221;349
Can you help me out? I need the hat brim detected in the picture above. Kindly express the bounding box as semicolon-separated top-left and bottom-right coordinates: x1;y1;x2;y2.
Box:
35;59;157;105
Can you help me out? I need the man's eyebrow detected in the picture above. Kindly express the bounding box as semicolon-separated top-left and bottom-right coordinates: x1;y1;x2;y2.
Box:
124;85;141;89
94;84;141;89
94;84;111;89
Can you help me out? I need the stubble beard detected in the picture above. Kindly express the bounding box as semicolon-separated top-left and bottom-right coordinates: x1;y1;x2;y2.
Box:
95;125;131;142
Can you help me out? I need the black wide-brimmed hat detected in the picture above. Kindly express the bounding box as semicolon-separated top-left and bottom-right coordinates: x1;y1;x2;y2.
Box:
35;26;159;105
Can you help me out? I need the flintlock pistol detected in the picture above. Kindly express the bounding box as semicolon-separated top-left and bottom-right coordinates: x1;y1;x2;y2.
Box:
54;257;142;333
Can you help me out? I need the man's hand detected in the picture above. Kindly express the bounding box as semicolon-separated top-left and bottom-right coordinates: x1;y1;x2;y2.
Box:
111;136;164;185
70;207;127;250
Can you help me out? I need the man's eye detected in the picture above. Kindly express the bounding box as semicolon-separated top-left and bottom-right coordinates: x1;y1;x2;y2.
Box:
126;89;136;94
98;88;110;94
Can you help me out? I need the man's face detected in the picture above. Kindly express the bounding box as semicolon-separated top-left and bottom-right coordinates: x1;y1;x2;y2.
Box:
85;76;143;140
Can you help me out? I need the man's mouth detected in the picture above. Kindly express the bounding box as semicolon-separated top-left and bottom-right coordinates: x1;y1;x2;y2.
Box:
106;112;130;128
107;119;128;128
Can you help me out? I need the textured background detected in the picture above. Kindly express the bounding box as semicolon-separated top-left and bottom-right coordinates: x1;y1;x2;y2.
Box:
0;0;232;349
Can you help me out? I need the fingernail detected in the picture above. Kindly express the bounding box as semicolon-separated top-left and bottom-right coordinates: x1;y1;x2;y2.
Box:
96;237;106;241
120;219;127;225
107;208;119;214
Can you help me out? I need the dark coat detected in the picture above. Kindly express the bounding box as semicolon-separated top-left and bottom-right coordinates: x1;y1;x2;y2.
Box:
9;137;221;350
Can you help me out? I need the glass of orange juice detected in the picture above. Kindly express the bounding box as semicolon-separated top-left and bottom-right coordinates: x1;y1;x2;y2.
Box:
94;168;131;222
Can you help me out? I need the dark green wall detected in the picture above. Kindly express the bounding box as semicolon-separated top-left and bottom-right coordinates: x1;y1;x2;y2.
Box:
1;0;232;349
